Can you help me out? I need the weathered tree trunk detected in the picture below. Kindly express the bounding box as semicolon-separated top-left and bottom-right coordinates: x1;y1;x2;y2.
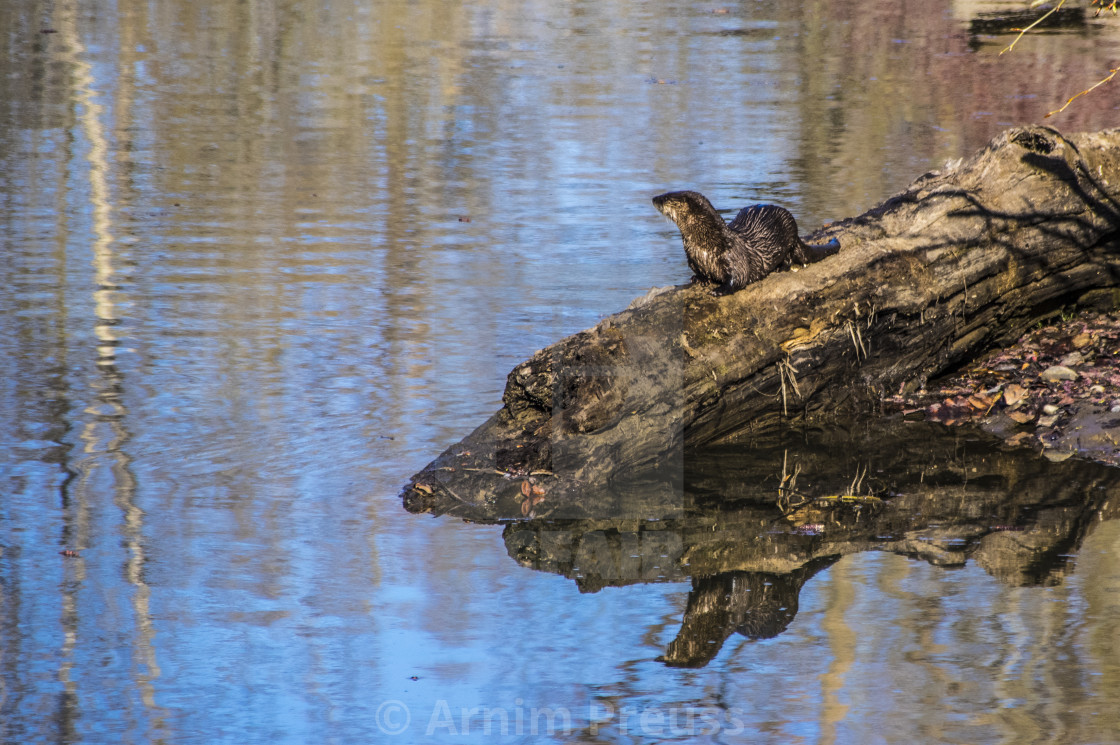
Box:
404;125;1120;516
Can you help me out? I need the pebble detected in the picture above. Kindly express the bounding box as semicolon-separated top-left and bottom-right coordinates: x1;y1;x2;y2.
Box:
1039;365;1078;382
1059;351;1084;367
1042;403;1060;415
1089;384;1106;395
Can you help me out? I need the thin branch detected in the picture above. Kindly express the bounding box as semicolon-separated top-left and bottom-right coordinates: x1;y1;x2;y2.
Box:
996;1;1117;123
999;0;1066;56
1046;66;1120;117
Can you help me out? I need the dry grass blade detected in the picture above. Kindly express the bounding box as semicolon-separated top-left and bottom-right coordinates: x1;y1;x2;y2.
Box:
777;357;800;416
847;319;866;360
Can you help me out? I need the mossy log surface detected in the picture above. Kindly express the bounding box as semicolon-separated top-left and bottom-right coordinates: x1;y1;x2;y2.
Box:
403;125;1120;517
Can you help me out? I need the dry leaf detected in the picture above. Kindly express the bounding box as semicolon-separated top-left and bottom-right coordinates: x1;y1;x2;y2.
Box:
1004;383;1026;406
968;394;994;410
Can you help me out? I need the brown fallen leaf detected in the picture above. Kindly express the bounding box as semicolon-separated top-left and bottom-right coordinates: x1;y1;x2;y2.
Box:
520;480;532;498
968;393;995;410
1008;410;1036;424
1004;383;1026;406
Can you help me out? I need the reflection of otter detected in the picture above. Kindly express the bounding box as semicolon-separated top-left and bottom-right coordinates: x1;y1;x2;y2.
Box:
660;559;838;668
652;190;839;292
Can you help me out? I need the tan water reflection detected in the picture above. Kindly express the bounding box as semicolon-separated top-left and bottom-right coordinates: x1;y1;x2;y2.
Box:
2;0;1120;743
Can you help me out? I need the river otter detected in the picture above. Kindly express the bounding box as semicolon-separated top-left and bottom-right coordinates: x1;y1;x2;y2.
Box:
652;190;839;293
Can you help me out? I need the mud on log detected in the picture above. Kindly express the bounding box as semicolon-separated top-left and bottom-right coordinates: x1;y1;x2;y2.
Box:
404;125;1120;517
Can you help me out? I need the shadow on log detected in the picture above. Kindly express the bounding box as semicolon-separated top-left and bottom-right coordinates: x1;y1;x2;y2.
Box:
403;125;1120;520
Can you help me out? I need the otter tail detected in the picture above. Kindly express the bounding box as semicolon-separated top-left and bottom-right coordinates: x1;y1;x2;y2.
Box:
789;237;840;266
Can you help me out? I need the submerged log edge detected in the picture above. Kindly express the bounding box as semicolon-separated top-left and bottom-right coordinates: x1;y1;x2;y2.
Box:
404;125;1120;515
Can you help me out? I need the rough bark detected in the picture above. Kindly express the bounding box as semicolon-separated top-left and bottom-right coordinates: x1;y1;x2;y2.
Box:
403;125;1120;517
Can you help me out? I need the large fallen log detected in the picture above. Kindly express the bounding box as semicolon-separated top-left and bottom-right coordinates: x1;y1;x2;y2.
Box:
403;125;1120;517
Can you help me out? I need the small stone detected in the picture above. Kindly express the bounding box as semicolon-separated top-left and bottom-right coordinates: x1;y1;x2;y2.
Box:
1089;385;1106;395
1042;403;1059;415
1071;332;1092;349
1059;351;1083;367
1037;414;1059;428
1039;365;1078;383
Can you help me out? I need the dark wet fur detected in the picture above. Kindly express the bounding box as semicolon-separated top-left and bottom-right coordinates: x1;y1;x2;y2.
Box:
652;190;839;293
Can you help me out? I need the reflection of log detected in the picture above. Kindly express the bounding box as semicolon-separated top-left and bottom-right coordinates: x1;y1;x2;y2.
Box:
501;420;1120;588
496;421;1120;667
967;5;1085;40
404;126;1120;515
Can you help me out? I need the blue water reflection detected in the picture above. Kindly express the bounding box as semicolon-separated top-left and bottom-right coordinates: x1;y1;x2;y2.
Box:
3;0;1120;743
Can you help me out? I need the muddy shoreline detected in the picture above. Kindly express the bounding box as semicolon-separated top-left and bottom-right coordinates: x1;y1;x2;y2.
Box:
886;306;1120;467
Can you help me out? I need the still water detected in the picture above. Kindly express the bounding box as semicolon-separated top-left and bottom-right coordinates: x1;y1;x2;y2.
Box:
2;0;1119;742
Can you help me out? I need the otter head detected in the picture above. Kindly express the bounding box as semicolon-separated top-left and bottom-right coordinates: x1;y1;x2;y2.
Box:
652;190;731;283
652;190;727;240
652;191;718;225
